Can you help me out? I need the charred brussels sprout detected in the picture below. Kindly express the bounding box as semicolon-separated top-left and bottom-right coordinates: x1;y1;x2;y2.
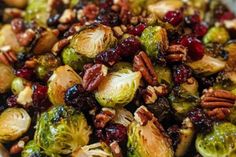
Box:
22;140;50;157
70;24;117;58
61;47;90;71
0;108;31;143
187;55;226;76
224;41;236;71
95;69;141;108
128;0;146;15
196;122;236;157
203;27;230;44
72;142;113;157
48;65;82;105
0;63;14;93
127;106;174;157
154;66;172;85
34;105;91;155
3;0;27;8
140;26;168;60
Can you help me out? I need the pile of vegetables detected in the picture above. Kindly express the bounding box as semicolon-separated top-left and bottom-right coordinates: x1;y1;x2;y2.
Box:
0;0;236;157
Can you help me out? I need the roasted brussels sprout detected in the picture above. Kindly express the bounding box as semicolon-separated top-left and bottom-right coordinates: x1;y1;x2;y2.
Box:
110;62;133;72
154;66;172;85
22;140;50;157
0;108;31;143
127;106;174;157
72;142;113;157
228;106;236;125
95;69;141;108
48;65;82;105
112;108;134;127
24;0;49;26
148;0;183;18
196;122;236;157
11;77;30;95
3;0;27;8
203;27;230;44
169;78;199;119
0;63;14;93
187;55;226;76
34;105;91;155
224;40;236;71
70;24;117;58
140;26;168;60
61;47;90;71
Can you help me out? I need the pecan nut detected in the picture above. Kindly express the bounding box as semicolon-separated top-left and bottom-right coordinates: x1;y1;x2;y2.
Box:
201;88;236;119
165;44;187;62
133;51;158;86
110;141;123;157
134;106;153;126
16;29;36;46
10;136;29;154
82;64;108;91
52;38;70;55
94;108;116;129
0;50;17;65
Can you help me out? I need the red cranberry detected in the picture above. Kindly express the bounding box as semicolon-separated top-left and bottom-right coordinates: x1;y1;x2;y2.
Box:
163;10;183;26
116;37;141;57
32;84;51;111
219;11;235;22
194;23;208;38
179;36;204;60
95;48;121;66
128;23;147;36
172;64;192;84
105;123;127;145
185;13;201;26
6;95;19;107
16;68;34;81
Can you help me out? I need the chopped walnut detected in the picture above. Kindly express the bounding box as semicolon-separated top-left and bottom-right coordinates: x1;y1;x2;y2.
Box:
143;84;168;104
133;51;158;86
94;108;116;129
166;44;187;62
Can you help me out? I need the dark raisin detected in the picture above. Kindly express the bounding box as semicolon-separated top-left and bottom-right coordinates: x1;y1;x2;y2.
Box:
96;11;120;26
105;123;127;145
167;125;180;149
95;48;121;66
16;68;34;81
47;14;61;27
6;95;19;108
172;64;192;84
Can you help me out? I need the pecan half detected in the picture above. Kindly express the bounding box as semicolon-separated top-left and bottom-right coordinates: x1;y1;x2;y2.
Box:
134;106;153;126
10;136;29;155
201;88;236;119
0;50;17;65
165;44;187;62
110;141;123;157
82;64;108;91
52;38;69;55
16;29;36;46
133;51;158;86
94;108;116;129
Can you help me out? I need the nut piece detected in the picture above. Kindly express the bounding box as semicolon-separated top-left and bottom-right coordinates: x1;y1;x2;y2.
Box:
134;106;153;126
59;9;76;24
82;64;108;92
94;108;116;128
110;141;123;157
201;88;236;119
166;45;187;62
16;29;35;46
52;38;70;55
10;136;29;154
142;84;168;104
0;50;17;65
133;51;158;86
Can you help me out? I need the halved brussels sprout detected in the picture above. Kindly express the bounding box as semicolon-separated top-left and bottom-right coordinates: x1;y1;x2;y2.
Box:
70;24;117;58
112;108;134;127
48;65;82;105
24;0;49;26
0;108;31;143
61;47;90;71
128;0;146;15
127;106;174;157
72;142;113;157
154;66;172;85
110;62;133;72
34;105;92;155
11;77;30;95
140;26;168;60
224;41;236;71
175;118;195;157
22;140;50;157
148;0;183;18
203;27;230;44
196;122;236;157
228;106;236;125
0;25;23;52
187;55;226;76
95;69;141;108
0;143;9;157
0;63;14;93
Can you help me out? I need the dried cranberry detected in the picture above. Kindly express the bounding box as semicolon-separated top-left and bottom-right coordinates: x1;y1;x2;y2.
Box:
188;108;213;133
172;64;192;84
179;35;204;60
128;23;146;36
185;13;201;26
32;84;51;111
105;123;127;145
6;95;18;107
219;11;235;22
11;18;25;33
99;0;113;10
95;48;121;66
16;68;34;81
194;23;208;38
96;10;120;26
116;37;141;57
163;10;183;26
47;14;61;27
167;125;180;149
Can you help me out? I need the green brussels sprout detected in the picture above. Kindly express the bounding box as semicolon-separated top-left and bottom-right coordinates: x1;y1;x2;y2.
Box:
36;53;61;80
110;62;133;72
48;65;82;105
127;106;174;157
34;105;92;155
203;27;230;44
154;66;172;85
24;0;49;26
22;141;50;157
128;0;146;15
169;78;199;119
187;55;226;76
70;24;117;58
72;142;113;157
0;108;31;143
196;122;236;157
62;47;90;71
11;77;30;95
0;25;23;52
112;108;134;127
0;143;9;157
175;118;195;157
140;26;168;59
0;63;15;93
224;41;236;71
148;0;183;18
228;106;236;125
95;69;141;108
